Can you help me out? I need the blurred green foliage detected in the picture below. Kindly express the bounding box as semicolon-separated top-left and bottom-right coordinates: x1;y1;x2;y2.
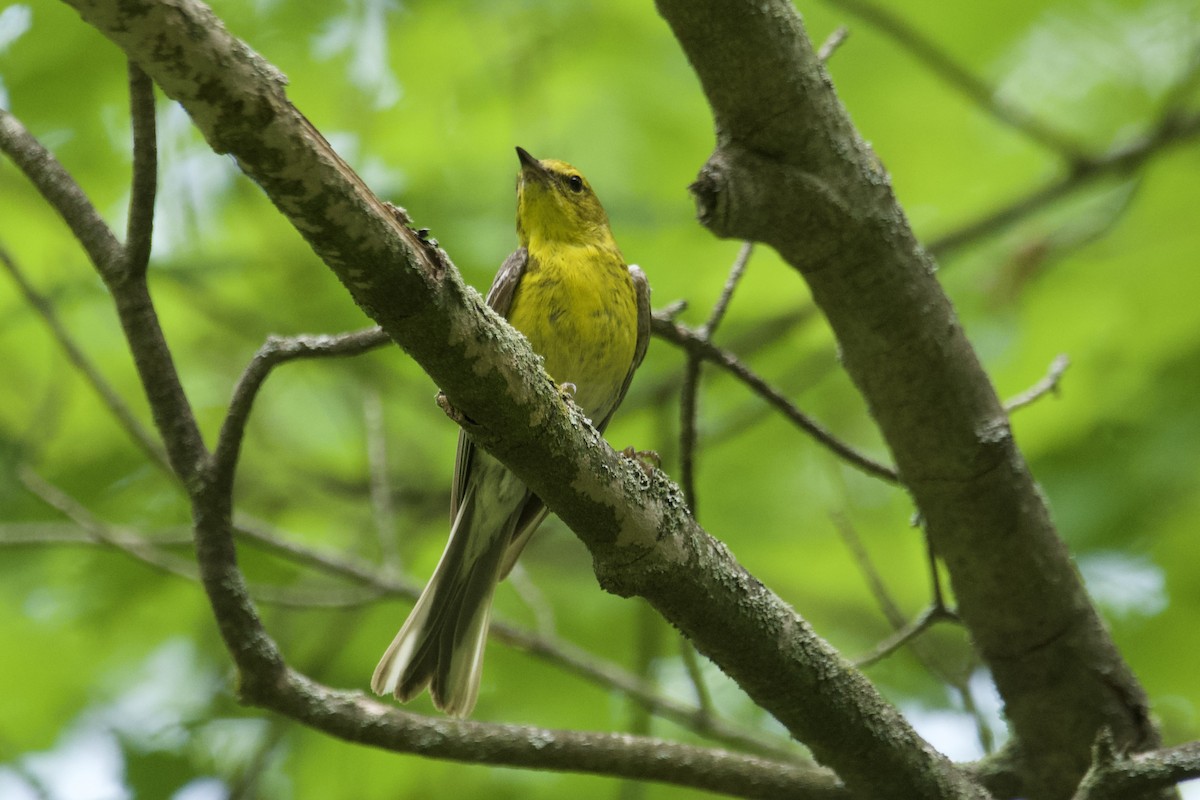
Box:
2;0;1199;797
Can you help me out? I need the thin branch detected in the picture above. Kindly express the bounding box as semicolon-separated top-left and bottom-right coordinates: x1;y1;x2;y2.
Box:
929;111;1200;258
854;604;959;670
1004;354;1070;414
234;514;402;588
832;512;958;668
834;513;993;751
14;475;396;610
680;243;755;514
821;0;1087;159
19;467;197;581
0;109;125;281
363;389;400;571
0;523;192;549
678;354;703;511
680;638;716;717
0;244;170;470
213;328;391;493
235;514;799;759
2;107;206;481
125;60;157;277
277;670;847;800
705;242;754;336
653;314;899;483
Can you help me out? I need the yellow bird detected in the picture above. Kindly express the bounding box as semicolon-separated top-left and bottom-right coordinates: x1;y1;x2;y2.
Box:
372;147;651;716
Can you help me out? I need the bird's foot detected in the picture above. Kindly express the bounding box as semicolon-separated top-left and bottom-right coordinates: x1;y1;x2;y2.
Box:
436;391;476;426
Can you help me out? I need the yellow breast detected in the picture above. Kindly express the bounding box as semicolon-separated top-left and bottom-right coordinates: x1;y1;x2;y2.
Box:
507;242;638;422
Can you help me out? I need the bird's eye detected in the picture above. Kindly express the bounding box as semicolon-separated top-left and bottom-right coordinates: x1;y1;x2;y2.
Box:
567;174;585;193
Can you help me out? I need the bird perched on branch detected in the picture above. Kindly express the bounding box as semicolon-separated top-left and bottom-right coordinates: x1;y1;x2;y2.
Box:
372;147;651;716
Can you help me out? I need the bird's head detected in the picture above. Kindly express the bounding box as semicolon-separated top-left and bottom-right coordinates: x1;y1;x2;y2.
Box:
515;147;614;248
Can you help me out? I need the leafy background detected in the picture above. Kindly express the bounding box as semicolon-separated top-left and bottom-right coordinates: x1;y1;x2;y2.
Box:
2;0;1199;797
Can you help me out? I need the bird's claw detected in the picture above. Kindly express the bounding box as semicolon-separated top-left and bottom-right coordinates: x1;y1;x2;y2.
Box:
436;391;475;426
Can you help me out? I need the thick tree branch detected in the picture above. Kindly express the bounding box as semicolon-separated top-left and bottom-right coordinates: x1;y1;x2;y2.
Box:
654;1;1166;798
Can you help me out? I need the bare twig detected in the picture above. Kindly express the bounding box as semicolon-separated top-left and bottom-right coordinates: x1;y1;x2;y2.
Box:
831;513;960;670
680;638;716;717
1;107;206;481
1004;355;1070;414
213;328;391;492
0;244;170;471
678;354;703;511
654;314;899;483
821;0;1087;159
705;242;754;336
930;111;1200;258
363;389;400;570
0;523;192;549
679;243;755;513
833;513;992;750
854;604;958;670
19;467;197;581
0;110;125;281
816;26;851;63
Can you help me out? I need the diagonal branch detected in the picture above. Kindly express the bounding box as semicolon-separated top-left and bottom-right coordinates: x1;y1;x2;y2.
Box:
0;107;207;484
929;111;1200;258
0;110;125;281
0;243;170;471
653;313;898;483
821;0;1088;159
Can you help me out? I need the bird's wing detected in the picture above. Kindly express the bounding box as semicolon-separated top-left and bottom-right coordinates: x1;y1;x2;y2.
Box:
485;246;528;318
449;247;530;525
595;263;651;434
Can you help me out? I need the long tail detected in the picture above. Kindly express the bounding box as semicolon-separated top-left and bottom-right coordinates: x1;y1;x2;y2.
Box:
371;481;513;717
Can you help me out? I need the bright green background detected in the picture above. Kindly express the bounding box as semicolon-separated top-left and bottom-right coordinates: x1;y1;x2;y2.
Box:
2;0;1199;798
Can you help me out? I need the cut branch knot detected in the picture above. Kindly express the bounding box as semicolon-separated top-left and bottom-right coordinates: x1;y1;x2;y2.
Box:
689;145;854;262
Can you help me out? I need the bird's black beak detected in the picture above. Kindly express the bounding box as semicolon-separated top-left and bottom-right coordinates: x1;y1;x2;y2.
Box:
516;146;550;183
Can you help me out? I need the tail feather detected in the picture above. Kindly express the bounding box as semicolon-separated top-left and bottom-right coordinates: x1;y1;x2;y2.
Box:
372;481;513;717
